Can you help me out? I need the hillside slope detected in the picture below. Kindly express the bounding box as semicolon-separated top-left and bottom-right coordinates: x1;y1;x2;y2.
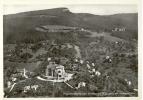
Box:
3;8;138;44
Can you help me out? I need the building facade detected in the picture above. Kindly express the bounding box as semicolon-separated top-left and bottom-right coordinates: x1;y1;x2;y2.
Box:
46;61;65;80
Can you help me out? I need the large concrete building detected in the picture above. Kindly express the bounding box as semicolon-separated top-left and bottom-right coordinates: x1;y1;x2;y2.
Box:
46;61;65;80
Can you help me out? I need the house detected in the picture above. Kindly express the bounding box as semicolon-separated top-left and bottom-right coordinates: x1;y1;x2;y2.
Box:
7;81;12;88
104;56;112;63
47;57;51;61
92;63;95;67
86;64;91;69
16;68;29;78
75;82;86;89
95;71;101;77
80;60;84;64
90;69;101;77
125;79;132;86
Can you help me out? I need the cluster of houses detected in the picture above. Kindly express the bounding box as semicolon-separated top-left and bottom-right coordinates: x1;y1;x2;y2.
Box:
112;27;126;32
5;53;136;96
23;85;39;93
6;68;36;90
44;56;103;81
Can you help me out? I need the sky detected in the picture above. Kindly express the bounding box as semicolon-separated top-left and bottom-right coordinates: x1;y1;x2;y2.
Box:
3;4;137;15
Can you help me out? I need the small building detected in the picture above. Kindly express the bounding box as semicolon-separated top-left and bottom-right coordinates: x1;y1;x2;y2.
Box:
16;68;29;79
75;82;86;89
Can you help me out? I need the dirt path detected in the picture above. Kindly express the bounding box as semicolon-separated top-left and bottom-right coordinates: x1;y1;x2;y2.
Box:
74;45;81;58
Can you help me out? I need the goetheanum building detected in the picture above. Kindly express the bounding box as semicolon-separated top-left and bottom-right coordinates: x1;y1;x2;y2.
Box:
46;61;66;80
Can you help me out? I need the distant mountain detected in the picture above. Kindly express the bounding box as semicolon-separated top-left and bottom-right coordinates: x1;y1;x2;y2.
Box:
3;7;138;44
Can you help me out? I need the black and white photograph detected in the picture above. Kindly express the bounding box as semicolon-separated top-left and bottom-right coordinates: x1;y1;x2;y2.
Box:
3;3;139;98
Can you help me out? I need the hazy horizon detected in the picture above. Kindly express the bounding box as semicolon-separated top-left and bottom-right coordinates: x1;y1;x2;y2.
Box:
3;4;137;15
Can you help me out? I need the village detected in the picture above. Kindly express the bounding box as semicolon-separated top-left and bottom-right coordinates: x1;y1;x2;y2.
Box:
4;33;138;97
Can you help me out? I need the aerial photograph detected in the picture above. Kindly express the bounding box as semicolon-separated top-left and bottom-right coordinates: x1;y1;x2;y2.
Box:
3;4;138;97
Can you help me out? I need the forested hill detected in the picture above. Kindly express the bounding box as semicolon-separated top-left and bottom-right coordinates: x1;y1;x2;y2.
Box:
3;7;138;44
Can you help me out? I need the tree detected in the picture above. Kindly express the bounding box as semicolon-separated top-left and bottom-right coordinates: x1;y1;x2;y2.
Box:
20;53;33;61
